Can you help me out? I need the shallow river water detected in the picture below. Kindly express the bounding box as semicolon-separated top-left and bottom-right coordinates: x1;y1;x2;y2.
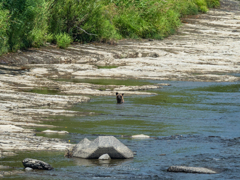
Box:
2;80;240;180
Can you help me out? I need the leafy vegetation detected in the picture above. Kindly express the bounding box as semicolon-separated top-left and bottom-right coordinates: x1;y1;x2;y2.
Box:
55;33;72;48
0;0;220;55
0;3;9;55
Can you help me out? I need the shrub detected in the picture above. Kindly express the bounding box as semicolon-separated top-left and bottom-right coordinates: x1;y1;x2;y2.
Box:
0;3;9;55
2;0;51;51
194;0;209;12
56;33;72;48
49;0;120;43
205;0;220;8
0;0;221;55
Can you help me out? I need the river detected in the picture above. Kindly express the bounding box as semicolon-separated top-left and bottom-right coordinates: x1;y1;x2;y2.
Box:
1;80;240;179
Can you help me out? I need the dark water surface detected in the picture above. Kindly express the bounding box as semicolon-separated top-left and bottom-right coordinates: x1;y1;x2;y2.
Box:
2;81;240;179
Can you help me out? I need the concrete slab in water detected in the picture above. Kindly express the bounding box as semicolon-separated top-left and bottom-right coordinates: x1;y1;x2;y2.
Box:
72;136;134;159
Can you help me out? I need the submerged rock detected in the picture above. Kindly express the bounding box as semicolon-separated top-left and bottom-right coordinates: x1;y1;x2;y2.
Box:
22;158;53;170
99;154;111;160
167;166;216;174
72;136;134;159
0;170;24;176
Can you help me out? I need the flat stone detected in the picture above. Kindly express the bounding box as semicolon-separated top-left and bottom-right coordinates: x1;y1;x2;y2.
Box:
0;125;24;133
22;158;53;170
99;154;111;160
132;134;150;139
42;130;69;134
167;166;216;174
72;136;134;159
25;167;33;171
2;152;17;157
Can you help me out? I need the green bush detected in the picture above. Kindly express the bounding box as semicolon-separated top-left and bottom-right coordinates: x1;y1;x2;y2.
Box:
194;0;209;12
2;0;51;51
0;3;9;55
56;33;72;49
205;0;220;8
0;0;221;56
49;0;120;43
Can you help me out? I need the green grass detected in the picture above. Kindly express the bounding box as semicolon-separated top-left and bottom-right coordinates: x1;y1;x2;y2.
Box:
97;65;119;69
56;33;73;49
27;88;60;95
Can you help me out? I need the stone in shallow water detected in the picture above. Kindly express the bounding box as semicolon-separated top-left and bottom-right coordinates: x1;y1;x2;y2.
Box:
131;134;150;139
25;167;33;171
99;154;111;160
42;130;69;134
167;166;216;174
22;158;53;170
0;165;11;170
72;136;134;159
2;152;17;157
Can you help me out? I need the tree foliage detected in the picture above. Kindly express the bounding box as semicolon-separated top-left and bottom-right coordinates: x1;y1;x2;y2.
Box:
0;0;220;55
0;3;9;55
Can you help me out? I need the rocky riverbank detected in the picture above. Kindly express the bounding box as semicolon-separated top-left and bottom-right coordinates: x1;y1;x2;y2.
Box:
0;0;239;165
1;1;240;82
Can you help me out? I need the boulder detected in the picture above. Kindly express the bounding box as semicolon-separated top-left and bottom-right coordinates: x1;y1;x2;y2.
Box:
99;154;111;160
22;158;53;170
72;136;134;159
167;166;216;174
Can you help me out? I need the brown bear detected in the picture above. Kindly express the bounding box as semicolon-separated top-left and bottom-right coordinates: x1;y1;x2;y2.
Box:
116;92;124;104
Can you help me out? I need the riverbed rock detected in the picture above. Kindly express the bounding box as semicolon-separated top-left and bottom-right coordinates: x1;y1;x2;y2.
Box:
99;154;111;160
0;125;24;133
72;136;134;159
25;167;33;171
0;170;24;176
131;134;150;139
0;165;11;170
2;152;17;157
42;130;69;134
167;166;216;174
22;158;53;170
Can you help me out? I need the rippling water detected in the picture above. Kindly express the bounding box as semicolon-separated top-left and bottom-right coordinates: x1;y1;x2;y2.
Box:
2;81;240;179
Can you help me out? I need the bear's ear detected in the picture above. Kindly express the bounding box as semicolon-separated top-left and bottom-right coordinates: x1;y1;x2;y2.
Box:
122;93;124;96
116;92;118;95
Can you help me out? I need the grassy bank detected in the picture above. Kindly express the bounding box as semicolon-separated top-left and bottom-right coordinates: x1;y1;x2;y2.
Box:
0;0;220;55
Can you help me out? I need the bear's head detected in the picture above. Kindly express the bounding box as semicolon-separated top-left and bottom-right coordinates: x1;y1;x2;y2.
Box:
116;92;124;104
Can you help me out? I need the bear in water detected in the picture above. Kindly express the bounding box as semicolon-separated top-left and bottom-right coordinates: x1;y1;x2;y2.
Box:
116;92;124;104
